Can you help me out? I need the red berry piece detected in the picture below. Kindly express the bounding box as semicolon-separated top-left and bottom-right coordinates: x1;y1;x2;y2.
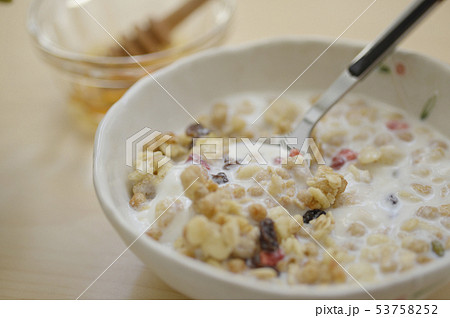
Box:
331;156;346;170
386;120;409;131
338;148;358;161
273;157;282;165
330;148;358;170
289;148;301;157
259;250;284;267
185;154;210;170
396;63;406;75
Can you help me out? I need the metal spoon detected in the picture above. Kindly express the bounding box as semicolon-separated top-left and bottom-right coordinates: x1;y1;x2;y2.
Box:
288;0;443;150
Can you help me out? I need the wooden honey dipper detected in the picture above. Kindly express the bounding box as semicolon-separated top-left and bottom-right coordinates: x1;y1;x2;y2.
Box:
110;0;209;56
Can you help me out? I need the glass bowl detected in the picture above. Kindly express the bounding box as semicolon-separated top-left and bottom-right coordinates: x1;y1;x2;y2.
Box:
27;0;236;134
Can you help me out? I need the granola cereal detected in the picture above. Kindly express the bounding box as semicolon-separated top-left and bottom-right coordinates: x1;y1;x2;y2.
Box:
127;93;449;286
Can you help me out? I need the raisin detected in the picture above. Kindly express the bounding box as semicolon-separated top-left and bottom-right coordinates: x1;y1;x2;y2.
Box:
248;254;260;268
303;209;326;224
387;194;398;206
223;156;241;170
330;156;346;170
259;218;279;252
211;172;229;184
185;123;210;138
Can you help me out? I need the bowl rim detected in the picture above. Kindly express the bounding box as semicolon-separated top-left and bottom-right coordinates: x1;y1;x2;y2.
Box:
94;36;450;298
27;0;236;66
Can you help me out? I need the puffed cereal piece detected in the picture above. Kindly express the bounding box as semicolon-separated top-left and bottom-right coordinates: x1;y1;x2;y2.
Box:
180;165;209;201
281;237;305;259
374;132;393;146
232;226;259;259
268;174;284;197
347;164;372;183
273;214;304;240
184;215;213;246
227;259;247;273
263;98;301;134
378;145;404;164
347;222;366;237
132;174;156;198
236;165;263;179
304;166;347;209
196;188;233;218
211;103;228;129
416;206;439;220
248;203;267;222
411;183;433;196
310;213;335;242
366;234;390;246
398;249;416;271
347;262;376;282
358;146;381;164
247;185;264;197
401;236;430;254
130;192;146;208
249;267;278;280
439;204;450;217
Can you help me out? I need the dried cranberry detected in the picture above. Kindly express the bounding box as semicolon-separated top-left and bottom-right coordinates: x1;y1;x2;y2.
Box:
396;63;406;75
185;154;210;170
259;250;284;267
211;172;229;184
289;148;301;157
330;148;358;170
386;120;409;131
273;157;282;165
338;148;358;161
303;209;326;224
185;123;210;138
330;156;346;170
259;218;279;252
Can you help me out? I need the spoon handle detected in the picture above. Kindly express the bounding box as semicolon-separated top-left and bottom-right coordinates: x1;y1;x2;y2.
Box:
349;0;442;78
288;0;443;149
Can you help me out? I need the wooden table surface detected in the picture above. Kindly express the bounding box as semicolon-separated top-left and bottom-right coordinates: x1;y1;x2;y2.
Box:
1;0;449;299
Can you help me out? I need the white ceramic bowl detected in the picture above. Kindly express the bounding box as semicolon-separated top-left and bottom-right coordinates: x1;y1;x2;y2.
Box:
94;37;450;299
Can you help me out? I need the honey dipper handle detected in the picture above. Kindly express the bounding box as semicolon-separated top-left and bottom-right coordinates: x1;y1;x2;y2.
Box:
162;0;210;31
